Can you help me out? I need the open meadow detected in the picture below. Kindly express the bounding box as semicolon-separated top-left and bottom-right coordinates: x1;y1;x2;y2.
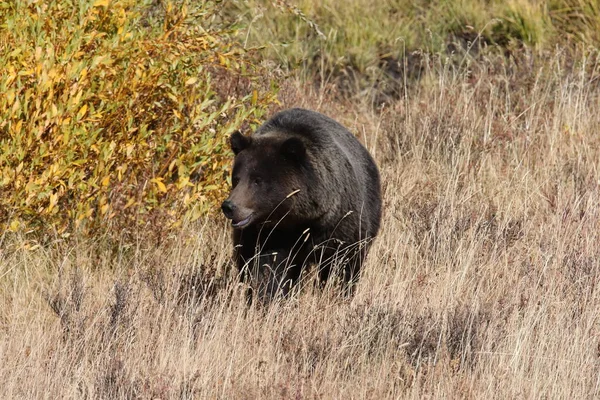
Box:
1;1;600;398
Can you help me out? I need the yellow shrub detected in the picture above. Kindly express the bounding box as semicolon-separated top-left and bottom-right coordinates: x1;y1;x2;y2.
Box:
0;0;276;238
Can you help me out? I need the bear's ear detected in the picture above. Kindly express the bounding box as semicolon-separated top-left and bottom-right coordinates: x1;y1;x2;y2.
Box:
230;131;251;155
281;137;306;162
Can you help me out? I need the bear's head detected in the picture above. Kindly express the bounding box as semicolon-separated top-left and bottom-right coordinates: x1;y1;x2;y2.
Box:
221;131;307;229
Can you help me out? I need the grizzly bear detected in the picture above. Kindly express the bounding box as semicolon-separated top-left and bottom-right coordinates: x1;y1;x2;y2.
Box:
221;108;382;301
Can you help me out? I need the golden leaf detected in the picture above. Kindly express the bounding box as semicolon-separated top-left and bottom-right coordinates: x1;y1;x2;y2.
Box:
9;219;20;232
152;178;167;193
77;104;88;119
48;193;58;213
177;176;190;189
6;73;16;87
185;77;198;86
217;53;227;66
73;90;83;106
93;0;110;7
6;89;15;104
13;120;22;134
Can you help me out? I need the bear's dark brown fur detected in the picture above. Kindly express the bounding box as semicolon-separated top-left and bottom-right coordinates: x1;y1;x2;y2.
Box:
221;108;382;301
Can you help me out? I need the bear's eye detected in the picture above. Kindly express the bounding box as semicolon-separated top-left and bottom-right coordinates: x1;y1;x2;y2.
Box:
253;177;262;186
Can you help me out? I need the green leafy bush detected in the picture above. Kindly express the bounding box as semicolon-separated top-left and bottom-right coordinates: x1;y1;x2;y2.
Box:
0;0;276;238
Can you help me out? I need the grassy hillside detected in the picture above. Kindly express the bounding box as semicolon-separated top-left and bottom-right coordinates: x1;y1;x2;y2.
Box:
234;0;600;67
1;0;600;398
230;0;600;103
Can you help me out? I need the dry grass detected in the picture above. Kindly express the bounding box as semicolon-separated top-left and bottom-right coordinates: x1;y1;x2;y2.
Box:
2;52;600;399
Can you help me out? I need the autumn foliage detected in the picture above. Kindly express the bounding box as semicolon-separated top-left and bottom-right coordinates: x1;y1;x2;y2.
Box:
0;0;276;239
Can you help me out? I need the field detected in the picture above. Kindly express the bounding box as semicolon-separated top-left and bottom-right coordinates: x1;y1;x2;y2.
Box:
2;1;600;398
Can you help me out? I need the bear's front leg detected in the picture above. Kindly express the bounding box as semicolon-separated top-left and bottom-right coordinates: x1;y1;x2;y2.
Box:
249;248;303;303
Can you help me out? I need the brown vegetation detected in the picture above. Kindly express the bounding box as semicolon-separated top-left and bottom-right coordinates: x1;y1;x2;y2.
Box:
2;46;599;398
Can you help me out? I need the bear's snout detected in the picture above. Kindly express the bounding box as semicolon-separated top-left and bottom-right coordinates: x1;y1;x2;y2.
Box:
222;199;254;228
221;200;235;219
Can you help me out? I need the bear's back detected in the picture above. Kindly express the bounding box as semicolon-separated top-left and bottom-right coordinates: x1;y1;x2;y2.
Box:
254;108;382;237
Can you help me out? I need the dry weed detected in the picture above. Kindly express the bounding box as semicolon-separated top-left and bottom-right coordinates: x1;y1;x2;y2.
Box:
1;52;599;398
